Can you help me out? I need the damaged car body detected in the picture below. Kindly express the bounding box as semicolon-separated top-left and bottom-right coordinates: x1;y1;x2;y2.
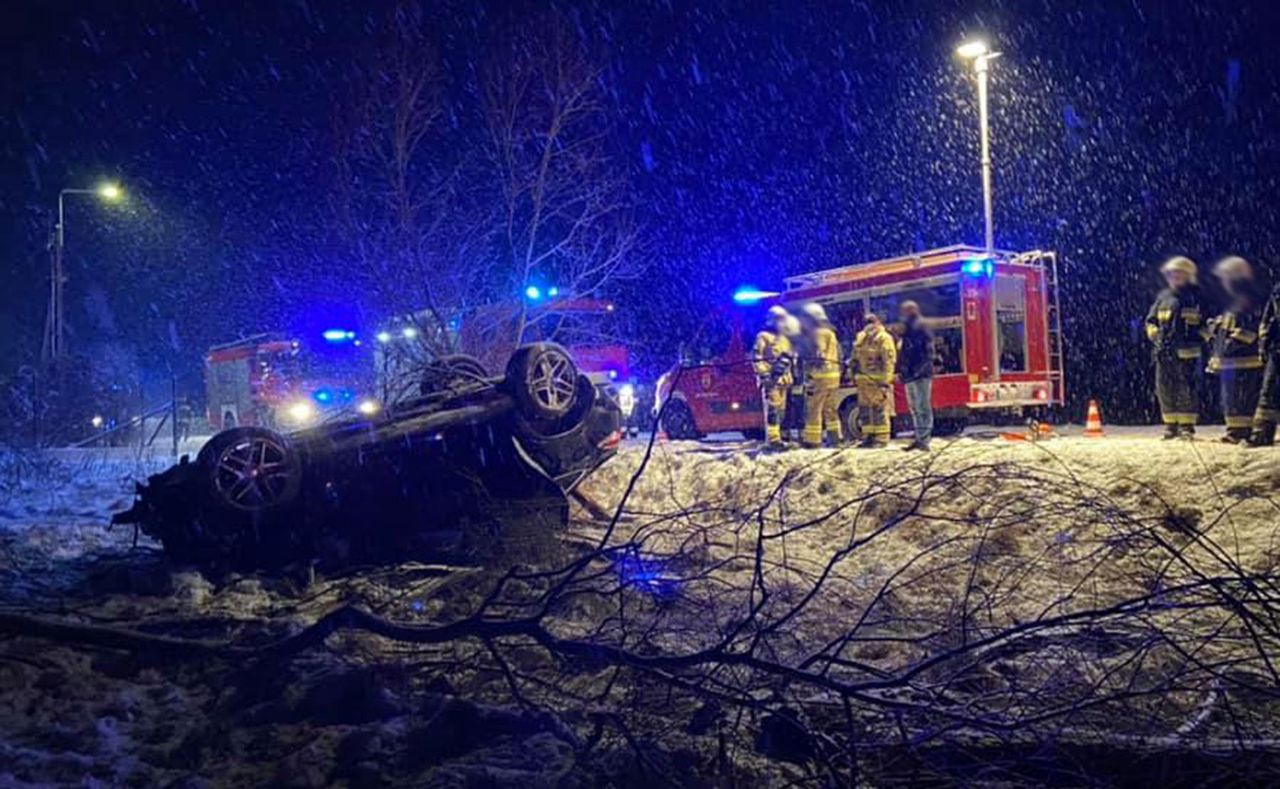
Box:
113;343;622;570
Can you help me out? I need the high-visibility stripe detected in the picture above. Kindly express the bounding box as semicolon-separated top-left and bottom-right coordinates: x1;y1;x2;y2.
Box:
808;371;841;381
1213;356;1264;370
1226;416;1254;428
1181;309;1202;323
862;424;890;435
1157;309;1173;322
1176;348;1201;360
1254;408;1280;422
1230;329;1258;344
1163;412;1197;425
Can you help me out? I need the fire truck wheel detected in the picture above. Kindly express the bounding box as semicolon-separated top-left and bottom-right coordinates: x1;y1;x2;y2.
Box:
507;343;581;423
839;399;862;442
660;400;702;440
197;427;302;517
421;354;488;396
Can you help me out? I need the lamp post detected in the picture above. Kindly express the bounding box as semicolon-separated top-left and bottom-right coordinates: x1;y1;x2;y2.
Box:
43;182;124;364
957;40;1000;253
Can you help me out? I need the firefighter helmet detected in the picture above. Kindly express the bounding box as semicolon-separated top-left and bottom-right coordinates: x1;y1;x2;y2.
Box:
1213;255;1253;282
1160;256;1198;284
800;302;829;323
766;305;789;329
782;315;802;338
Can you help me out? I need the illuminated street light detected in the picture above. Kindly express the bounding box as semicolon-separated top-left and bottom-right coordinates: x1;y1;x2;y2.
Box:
96;182;124;201
955;40;990;59
43;180;127;363
956;39;1001;253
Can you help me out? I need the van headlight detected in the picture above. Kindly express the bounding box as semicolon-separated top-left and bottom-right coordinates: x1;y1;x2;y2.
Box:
357;399;380;416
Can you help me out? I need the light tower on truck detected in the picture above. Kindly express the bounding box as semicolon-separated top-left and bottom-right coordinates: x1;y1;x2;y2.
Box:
957;39;1000;253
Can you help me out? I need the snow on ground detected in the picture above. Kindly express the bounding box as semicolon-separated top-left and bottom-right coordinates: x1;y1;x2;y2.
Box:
0;428;1278;784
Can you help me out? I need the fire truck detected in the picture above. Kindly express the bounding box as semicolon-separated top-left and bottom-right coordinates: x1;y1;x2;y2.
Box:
205;333;378;431
655;245;1064;439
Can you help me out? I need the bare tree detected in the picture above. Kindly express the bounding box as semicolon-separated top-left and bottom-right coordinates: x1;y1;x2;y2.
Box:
479;15;637;354
330;5;475;360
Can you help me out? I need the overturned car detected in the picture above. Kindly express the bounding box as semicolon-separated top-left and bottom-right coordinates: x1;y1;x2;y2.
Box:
114;343;621;570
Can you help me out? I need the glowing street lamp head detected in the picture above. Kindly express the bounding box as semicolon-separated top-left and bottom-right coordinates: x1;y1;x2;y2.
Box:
956;40;990;60
96;182;124;201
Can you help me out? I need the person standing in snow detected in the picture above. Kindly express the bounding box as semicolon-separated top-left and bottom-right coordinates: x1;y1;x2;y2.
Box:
1207;256;1266;443
753;306;796;450
798;303;843;447
1249;278;1280;447
896;300;935;451
1145;256;1208;439
853;313;897;448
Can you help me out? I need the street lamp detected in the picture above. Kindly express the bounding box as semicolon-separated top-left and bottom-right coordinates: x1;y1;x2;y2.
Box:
43;181;125;363
956;40;1000;253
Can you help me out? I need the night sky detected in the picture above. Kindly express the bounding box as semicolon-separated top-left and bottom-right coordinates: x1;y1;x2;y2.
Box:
5;0;1280;419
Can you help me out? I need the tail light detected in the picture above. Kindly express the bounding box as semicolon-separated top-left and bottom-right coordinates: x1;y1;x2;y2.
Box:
597;430;622;451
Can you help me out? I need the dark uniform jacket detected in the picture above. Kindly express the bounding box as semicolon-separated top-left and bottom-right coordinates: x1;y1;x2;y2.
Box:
1145;285;1207;360
1261;285;1280;358
1209;290;1264;372
897;317;935;382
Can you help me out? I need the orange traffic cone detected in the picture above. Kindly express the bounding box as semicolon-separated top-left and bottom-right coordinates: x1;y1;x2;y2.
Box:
1083;399;1104;438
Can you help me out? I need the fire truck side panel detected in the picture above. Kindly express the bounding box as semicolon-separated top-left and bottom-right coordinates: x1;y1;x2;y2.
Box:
962;275;993;381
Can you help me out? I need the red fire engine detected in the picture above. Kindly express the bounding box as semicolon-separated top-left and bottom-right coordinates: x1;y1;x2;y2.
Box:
655;245;1064;439
205;333;378;431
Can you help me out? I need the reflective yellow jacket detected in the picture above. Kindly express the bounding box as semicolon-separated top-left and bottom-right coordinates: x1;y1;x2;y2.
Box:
854;325;897;383
752;330;794;386
808;324;842;383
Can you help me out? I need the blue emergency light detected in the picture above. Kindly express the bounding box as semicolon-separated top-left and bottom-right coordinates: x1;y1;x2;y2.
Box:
525;285;542;300
322;329;356;343
962;258;994;277
732;287;781;305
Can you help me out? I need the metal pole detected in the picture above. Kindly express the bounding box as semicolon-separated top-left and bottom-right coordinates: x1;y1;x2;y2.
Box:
171;375;179;456
976;55;994;253
43;194;67;364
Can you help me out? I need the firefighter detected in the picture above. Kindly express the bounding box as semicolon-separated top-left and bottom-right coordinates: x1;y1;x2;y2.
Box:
853;313;897;448
1207;256;1265;443
1145;256;1207;439
798;303;843;447
1249;278;1280;447
753;305;795;449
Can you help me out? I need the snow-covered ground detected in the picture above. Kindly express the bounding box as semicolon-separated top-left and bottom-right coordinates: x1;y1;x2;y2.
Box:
1;428;1278;785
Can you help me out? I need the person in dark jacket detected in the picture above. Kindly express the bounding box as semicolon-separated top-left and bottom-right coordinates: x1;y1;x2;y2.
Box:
897;300;935;450
1249;279;1280;447
1145;256;1207;439
1207;256;1265;443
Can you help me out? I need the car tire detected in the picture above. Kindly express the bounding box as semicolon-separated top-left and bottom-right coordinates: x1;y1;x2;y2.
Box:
421;354;488;396
507;343;581;423
660;400;702;440
196;427;303;517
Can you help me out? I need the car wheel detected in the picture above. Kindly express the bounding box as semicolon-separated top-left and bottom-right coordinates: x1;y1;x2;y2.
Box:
197;427;302;516
507;343;581;422
660;400;701;440
421;354;488;396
